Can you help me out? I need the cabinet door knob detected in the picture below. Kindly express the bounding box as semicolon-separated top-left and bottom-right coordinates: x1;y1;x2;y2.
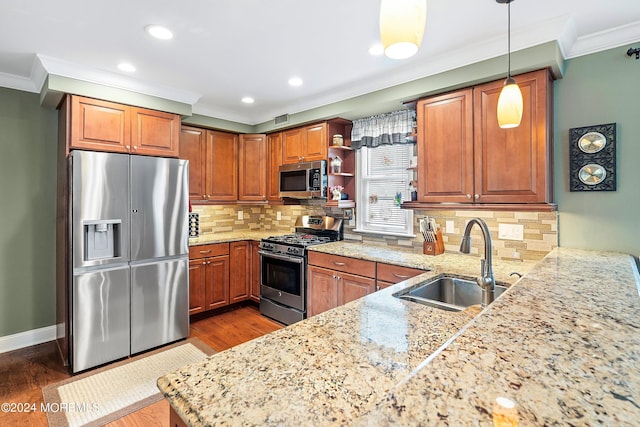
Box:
466;194;472;199
202;261;206;265
126;145;131;150
133;145;138;150
474;194;479;200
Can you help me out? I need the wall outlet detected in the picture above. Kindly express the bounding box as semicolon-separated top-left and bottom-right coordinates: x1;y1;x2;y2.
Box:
445;220;455;234
237;210;243;220
276;211;281;221
498;223;524;241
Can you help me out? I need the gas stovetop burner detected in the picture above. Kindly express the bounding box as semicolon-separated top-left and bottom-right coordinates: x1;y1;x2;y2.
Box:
262;233;333;247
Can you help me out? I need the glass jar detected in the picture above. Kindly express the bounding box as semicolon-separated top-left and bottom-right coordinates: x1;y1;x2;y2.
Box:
332;134;344;146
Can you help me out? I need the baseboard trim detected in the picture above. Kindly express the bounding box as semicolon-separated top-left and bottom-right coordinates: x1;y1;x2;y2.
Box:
0;325;57;354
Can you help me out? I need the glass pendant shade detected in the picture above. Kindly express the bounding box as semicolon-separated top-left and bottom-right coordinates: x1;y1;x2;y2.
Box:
379;0;427;60
497;77;523;128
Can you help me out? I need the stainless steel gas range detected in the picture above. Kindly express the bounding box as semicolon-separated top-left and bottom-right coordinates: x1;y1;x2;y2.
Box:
258;216;343;325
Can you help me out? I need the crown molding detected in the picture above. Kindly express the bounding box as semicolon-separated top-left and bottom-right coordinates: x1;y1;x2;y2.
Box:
566;20;640;59
0;71;39;93
35;54;202;105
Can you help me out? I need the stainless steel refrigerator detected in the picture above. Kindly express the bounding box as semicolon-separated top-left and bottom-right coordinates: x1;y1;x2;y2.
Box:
67;150;189;373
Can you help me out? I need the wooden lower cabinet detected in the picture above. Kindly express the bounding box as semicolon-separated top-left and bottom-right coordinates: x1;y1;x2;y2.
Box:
189;240;261;315
307;252;376;317
188;243;230;314
341;272;376;304
307;265;340;316
308;253;427;316
230;241;250;303
250;241;261;302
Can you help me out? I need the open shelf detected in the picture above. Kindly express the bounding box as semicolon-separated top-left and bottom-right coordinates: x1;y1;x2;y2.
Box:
325;199;356;208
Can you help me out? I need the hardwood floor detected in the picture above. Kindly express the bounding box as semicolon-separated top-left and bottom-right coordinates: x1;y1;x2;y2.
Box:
0;305;282;427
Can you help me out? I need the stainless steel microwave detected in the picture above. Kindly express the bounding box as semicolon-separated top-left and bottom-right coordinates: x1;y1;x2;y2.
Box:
279;160;327;199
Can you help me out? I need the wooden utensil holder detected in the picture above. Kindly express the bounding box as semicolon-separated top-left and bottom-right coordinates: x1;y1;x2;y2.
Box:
423;229;445;256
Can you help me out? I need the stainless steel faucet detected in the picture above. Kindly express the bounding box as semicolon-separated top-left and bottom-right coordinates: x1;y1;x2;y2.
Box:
459;218;495;308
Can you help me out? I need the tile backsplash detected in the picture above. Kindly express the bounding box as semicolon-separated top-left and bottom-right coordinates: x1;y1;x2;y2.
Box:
191;204;557;262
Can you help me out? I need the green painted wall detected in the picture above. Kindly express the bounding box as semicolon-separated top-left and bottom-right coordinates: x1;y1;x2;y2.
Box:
554;48;640;256
0;87;57;337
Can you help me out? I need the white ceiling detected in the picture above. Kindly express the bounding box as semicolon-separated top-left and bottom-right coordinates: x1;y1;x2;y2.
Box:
1;0;640;125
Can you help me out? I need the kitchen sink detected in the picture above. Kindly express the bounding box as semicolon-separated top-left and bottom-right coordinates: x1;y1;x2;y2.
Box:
394;275;507;312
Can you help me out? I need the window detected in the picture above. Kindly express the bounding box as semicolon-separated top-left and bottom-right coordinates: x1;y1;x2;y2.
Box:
355;144;414;236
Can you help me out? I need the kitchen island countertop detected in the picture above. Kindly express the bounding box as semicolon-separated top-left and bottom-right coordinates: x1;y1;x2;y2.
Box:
158;246;640;426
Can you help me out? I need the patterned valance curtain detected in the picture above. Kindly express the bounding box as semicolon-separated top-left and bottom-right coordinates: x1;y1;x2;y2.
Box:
350;109;416;149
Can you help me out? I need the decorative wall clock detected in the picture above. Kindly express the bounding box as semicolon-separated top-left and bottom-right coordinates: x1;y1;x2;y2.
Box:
569;123;616;191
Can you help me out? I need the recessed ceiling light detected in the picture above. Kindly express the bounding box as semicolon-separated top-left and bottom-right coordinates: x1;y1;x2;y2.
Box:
241;97;255;104
145;25;173;40
288;77;303;87
368;44;384;56
117;63;136;72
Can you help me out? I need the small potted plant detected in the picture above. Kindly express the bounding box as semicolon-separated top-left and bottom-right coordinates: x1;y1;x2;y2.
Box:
329;185;344;200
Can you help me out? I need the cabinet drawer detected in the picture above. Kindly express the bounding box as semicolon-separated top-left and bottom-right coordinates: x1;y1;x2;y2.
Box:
376;263;425;284
308;252;375;278
189;243;229;259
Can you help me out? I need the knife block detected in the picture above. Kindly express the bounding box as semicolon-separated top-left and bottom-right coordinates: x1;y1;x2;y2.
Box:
423;229;445;256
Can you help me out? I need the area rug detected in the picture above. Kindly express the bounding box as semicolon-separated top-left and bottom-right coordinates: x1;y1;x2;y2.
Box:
42;338;214;427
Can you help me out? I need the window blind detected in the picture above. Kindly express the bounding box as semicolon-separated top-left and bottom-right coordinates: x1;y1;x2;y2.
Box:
357;145;414;236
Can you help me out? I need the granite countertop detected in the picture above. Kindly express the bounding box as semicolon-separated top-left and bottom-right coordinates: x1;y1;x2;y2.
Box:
158;246;640;426
188;230;276;246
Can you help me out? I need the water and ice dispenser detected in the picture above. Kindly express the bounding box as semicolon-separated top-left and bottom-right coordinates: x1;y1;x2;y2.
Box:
84;219;122;260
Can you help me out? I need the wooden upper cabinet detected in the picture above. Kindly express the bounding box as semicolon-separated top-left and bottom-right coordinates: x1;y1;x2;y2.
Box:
67;95;180;157
417;89;474;203
415;68;553;205
282;127;304;164
70;96;130;153
207;130;238;201
131;107;180;157
239;134;267;202
180;126;207;201
473;69;552;203
282;123;327;164
303;123;327;162
267;132;283;201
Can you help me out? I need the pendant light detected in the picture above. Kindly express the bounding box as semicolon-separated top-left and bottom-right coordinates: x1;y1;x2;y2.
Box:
379;0;427;60
496;0;523;129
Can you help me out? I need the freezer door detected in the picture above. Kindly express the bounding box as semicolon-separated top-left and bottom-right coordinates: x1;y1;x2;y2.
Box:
72;266;130;373
130;156;189;261
130;258;189;354
71;151;130;269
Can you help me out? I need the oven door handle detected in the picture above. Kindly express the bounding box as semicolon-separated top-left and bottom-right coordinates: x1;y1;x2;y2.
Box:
258;251;305;264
